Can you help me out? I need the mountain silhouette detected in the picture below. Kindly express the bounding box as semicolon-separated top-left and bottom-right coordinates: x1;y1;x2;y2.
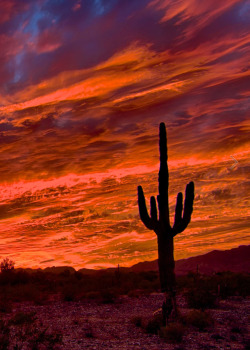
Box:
129;245;250;274
15;245;249;275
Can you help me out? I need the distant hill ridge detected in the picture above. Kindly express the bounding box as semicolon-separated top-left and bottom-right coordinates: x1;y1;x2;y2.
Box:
129;245;250;274
16;245;250;275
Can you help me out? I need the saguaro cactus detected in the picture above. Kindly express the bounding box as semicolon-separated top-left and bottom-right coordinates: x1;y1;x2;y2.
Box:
137;122;194;322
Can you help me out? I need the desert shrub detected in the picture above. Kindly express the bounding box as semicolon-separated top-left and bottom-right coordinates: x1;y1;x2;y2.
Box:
216;272;250;298
0;316;62;350
231;326;243;334
131;316;143;327
137;279;152;291
145;314;163;335
0;270;30;286
129;271;158;293
100;289;117;304
84;291;101;300
61;284;80;302
211;333;224;341
0;298;12;313
0;258;15;273
160;322;185;343
11;270;30;285
0;319;10;350
140;271;158;282
185;287;217;309
9;311;37;326
127;289;145;298
179;272;250;300
30;328;63;350
85;328;94;338
183;310;213;331
0;259;16;286
5;284;44;304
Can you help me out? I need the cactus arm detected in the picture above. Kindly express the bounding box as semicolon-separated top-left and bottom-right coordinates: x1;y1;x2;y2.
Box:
138;186;157;231
173;192;183;227
150;196;158;222
172;181;194;236
182;181;194;226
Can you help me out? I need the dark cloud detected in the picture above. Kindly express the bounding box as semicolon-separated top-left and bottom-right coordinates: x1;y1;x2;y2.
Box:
22;114;56;131
0;0;186;93
211;188;234;200
40;259;54;264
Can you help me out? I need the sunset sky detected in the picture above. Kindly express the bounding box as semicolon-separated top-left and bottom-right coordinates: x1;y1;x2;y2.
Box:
0;0;249;269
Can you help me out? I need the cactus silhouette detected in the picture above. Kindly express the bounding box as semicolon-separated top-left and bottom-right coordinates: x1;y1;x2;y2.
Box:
137;122;194;322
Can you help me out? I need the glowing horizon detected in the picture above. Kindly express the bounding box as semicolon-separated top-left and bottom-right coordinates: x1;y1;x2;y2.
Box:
0;0;249;269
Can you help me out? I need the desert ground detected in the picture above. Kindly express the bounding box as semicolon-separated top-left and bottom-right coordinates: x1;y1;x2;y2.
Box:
0;292;249;350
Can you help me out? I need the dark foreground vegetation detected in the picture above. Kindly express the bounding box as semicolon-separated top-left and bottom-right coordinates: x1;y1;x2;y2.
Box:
0;267;249;305
0;267;249;349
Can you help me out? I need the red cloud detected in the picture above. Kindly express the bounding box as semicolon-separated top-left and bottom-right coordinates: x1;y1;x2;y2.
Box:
36;28;62;54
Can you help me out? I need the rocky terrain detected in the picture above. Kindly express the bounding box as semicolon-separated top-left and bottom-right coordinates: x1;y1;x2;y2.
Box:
0;293;249;349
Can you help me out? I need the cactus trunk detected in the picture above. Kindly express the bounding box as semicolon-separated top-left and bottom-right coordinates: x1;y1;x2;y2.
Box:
157;234;175;293
137;122;194;324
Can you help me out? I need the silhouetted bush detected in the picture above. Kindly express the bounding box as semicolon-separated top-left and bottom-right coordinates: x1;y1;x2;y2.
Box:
215;272;250;298
9;311;37;326
0;319;10;350
0;298;12;313
2;284;44;304
100;289;117;304
0;266;248;305
85;328;95;338
127;289;145;298
0;315;63;350
13;270;30;285
183;310;213;331
84;291;102;300
0;258;15;273
177;272;250;301
145;313;163;335
61;284;80;302
131;316;143;327
230;325;243;334
159;322;186;343
185;287;217;310
182;274;218;310
31;329;63;350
